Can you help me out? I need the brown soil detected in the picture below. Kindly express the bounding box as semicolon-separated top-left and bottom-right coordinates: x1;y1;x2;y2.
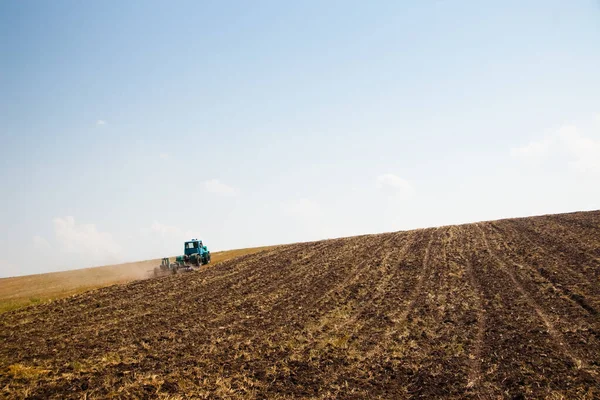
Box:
1;211;599;399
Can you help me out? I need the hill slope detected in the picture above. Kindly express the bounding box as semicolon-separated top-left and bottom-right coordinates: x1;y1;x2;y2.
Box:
1;211;600;398
0;246;277;313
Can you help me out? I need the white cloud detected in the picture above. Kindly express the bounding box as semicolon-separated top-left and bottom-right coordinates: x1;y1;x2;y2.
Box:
53;216;120;258
150;221;195;239
510;119;600;174
376;174;415;198
204;179;237;196
150;221;180;236
557;125;600;173
510;136;555;163
283;198;322;219
96;120;107;126
143;222;198;258
159;153;170;160
33;235;51;250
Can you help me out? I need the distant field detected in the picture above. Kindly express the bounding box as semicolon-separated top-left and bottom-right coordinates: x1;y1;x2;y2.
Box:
0;246;277;314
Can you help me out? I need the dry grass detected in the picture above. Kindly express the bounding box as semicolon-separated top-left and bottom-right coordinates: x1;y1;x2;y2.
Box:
0;246;277;314
7;364;51;380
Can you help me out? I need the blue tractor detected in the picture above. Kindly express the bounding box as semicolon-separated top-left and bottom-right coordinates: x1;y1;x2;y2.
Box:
179;239;211;266
154;238;211;276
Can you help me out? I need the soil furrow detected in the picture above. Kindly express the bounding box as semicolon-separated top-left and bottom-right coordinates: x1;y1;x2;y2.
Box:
476;223;599;384
454;225;488;394
489;220;600;315
504;219;600;282
477;224;575;358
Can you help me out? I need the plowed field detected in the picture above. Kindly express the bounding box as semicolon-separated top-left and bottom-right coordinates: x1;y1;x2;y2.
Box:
0;246;277;313
2;211;600;399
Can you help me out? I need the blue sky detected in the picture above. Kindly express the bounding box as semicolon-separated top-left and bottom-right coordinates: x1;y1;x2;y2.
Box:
1;0;599;277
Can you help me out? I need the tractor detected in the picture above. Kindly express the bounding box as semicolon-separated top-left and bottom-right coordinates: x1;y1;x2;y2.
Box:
154;239;211;276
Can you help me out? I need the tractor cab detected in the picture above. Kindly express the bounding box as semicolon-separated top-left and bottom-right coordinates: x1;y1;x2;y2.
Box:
184;239;204;256
183;238;211;265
